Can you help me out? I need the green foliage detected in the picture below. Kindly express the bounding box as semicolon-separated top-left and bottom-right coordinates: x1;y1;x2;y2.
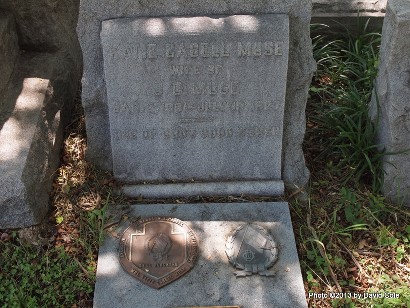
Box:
301;22;410;308
300;184;410;306
0;237;92;307
310;22;384;192
80;195;109;247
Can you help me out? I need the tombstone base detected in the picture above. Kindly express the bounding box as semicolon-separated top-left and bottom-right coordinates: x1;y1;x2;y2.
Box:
94;202;307;308
122;180;284;198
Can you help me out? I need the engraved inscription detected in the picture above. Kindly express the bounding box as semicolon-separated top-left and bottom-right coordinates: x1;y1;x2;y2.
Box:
113;101;279;114
102;14;289;182
165;42;230;58
113;126;281;141
237;41;283;57
171;80;240;96
119;41;284;60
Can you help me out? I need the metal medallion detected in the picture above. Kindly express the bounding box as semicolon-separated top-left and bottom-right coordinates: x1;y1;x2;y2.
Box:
225;224;278;277
119;217;199;288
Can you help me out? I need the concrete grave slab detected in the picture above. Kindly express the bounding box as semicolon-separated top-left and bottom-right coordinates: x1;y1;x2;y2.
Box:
370;0;410;206
94;202;307;308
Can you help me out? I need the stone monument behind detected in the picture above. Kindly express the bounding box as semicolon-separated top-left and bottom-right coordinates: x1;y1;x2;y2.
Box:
78;1;314;307
370;0;410;206
78;0;316;196
0;2;82;228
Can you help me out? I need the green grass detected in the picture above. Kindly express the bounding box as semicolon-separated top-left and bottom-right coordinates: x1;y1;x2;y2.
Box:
294;187;410;307
0;236;93;307
299;22;410;308
310;22;384;192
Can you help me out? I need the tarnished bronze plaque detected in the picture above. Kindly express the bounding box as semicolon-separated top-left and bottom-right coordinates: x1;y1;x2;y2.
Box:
225;224;278;277
119;217;199;288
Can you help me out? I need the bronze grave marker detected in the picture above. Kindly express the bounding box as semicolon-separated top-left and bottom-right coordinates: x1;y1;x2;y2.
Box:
119;217;199;288
225;224;278;277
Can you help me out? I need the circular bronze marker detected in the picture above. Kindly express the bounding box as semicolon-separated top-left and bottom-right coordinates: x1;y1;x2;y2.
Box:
226;223;278;277
119;217;199;289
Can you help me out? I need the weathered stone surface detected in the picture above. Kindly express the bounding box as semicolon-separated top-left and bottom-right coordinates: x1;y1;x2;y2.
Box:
0;52;78;228
78;0;316;191
313;0;386;17
94;202;307;308
101;15;288;190
122;180;284;198
370;0;410;206
0;1;82;228
311;0;386;36
0;0;81;55
0;12;18;98
0;0;83;103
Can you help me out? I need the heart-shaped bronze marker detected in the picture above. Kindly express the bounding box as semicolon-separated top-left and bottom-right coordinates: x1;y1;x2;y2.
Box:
119;217;198;289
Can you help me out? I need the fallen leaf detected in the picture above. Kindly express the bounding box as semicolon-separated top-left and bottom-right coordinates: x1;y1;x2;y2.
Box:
0;233;10;241
358;239;367;249
62;183;71;194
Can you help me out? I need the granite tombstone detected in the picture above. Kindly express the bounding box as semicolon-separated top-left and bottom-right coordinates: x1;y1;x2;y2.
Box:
78;0;316;196
370;0;410;206
82;1;313;307
101;14;288;197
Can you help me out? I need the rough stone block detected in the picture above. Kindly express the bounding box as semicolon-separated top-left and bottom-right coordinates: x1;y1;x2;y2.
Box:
94;202;307;307
101;15;288;194
0;1;82;228
0;0;81;55
77;0;316;191
370;0;410;206
0;52;79;228
311;0;386;36
0;12;18;97
0;0;83;105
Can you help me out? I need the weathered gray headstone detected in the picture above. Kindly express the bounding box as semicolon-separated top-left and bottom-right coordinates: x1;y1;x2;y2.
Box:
101;14;288;196
77;0;316;193
83;3;312;305
94;203;307;308
370;0;410;206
